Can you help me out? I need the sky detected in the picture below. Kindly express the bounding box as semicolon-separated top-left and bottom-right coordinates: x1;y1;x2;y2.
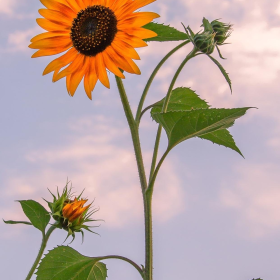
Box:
1;0;280;279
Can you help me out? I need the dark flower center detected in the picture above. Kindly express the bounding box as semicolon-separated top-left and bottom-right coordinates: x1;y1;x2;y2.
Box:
70;5;117;56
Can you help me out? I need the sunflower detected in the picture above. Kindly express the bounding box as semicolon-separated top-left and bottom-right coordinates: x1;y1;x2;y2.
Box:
29;0;159;99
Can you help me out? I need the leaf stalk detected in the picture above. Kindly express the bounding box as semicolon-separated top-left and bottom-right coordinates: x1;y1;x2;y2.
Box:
135;40;190;125
148;47;198;192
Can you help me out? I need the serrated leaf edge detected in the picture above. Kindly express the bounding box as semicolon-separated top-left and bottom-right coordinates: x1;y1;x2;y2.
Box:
152;108;251;148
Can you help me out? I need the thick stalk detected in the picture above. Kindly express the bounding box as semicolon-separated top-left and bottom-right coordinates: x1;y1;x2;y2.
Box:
115;76;153;279
115;76;147;193
25;225;56;280
148;48;198;190
143;193;153;280
135;40;190;125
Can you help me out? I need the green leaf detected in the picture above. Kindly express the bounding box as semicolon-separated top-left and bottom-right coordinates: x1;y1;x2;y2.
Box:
18;200;50;233
152;107;251;149
143;22;189;42
199;129;244;157
36;246;107;280
3;219;32;226
151;87;209;114
149;88;246;156
207;54;232;92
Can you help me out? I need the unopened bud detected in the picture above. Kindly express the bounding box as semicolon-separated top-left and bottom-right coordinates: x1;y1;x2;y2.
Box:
45;182;98;241
194;31;215;54
211;19;232;45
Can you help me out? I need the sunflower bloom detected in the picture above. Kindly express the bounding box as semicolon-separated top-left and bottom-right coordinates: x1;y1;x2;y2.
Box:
29;0;159;99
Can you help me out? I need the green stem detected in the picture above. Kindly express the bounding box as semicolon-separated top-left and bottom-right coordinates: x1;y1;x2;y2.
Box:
95;255;144;278
143;193;153;280
147;47;198;194
138;104;155;123
147;150;170;197
115;76;152;279
135;40;190;125
148;125;162;183
162;47;198;112
115;76;148;193
25;225;56;280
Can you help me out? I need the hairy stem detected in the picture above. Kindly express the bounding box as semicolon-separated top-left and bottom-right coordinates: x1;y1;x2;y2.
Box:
147;150;170;198
148;125;162;183
115;76;148;193
147;47;198;194
25;225;56;280
115;76;153;279
143;193;153;280
95;255;144;278
135;40;190;125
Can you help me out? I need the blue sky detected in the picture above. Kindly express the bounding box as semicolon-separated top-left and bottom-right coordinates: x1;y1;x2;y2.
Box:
1;0;280;279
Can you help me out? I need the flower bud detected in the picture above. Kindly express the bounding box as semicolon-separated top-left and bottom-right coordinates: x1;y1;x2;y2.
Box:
210;19;232;45
194;31;215;54
45;182;98;241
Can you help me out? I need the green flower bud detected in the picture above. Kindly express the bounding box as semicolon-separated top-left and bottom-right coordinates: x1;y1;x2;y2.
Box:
44;182;99;242
210;19;233;45
194;31;215;54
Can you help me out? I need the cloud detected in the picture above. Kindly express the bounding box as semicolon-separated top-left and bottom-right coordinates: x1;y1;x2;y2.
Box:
5;26;40;53
3;116;185;235
219;163;280;239
0;0;16;15
229;21;280;85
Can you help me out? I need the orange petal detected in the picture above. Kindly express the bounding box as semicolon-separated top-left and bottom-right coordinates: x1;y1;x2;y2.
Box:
66;74;72;93
126;58;141;75
95;53;110;88
30;31;69;42
109;0;125;11
52;68;60;81
31;43;72;57
62;203;73;217
68;62;87;96
105;46;135;74
102;51;125;78
73;0;87;9
43;47;78;75
68;207;86;222
53;53;84;82
29;36;71;49
118;12;160;28
84;57;98;99
36;18;70;32
40;0;76;18
111;38;140;60
113;4;132;20
38;9;73;25
116;31;148;48
125;27;157;39
63;0;80;13
130;0;156;11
